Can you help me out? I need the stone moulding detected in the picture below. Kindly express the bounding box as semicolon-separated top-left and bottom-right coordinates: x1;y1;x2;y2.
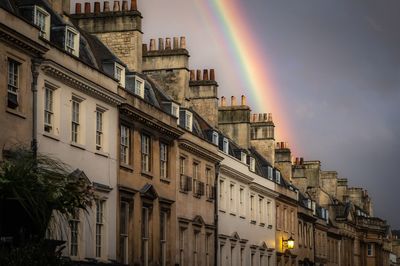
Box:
178;139;223;163
41;60;125;105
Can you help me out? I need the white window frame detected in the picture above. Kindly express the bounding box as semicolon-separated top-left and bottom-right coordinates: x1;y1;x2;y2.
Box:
44;85;54;133
69;209;80;257
160;142;168;179
134;76;145;98
267;166;273;180
229;182;236;214
120;125;130;164
249;157;256;172
141;133;151;172
7;58;20;109
184;110;193;131
223;138;229;154
275;170;281;184
96;199;105;258
259;196;265;225
71;96;83;143
171;102;179;120
65;26;79;56
212;131;219;145
250;193;256;222
114;63;126;87
239;186;245;217
34;5;50;39
95;107;105;151
267;200;272;226
241;152;247;164
219;178;226;211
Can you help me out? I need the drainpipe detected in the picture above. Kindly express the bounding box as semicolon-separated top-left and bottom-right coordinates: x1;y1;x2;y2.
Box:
214;162;220;266
31;58;41;159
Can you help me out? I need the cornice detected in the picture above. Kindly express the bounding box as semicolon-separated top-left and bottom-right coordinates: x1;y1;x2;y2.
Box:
249;182;279;198
219;164;254;184
41;60;125;105
120;103;184;139
179;139;223;163
0;23;48;56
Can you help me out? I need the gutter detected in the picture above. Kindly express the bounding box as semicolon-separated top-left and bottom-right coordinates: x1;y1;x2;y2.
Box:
214;162;220;266
31;58;41;159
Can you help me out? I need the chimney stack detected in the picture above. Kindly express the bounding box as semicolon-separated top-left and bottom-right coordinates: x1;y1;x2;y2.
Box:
241;95;247;106
180;36;186;49
103;1;110;11
122;0;128;11
84;2;91;13
221;96;226;107
231;96;237;106
203;69;209;80
295;157;299;165
210;69;215;80
142;44;148;53
252;113;257;122
165;38;171;50
190;70;195;81
158;38;164;50
75;3;82;13
130;0;137;10
94;2;100;13
149;39;156;51
196;70;201;81
268;113;273;122
173;37;179;49
300;157;304;165
113;1;120;11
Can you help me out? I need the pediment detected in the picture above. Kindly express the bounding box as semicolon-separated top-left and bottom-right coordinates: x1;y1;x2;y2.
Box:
69;168;91;184
140;183;158;200
192;215;205;226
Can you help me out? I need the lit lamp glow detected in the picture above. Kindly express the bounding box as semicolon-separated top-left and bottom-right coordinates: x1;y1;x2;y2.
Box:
283;236;295;250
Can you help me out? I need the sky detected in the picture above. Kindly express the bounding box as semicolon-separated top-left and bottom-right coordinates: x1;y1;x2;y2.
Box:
71;0;400;228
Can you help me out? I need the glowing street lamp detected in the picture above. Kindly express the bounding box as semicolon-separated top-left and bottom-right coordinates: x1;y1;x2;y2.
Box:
283;236;295;250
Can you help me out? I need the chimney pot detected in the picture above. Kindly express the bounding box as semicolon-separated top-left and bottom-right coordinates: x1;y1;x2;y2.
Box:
268;113;273;122
231;96;237;106
190;70;195;81
263;113;268;121
158;38;164;50
130;0;137;10
221;96;226;107
113;1;120;11
295;157;299;165
203;69;209;80
122;0;128;11
75;3;82;13
210;69;215;80
196;70;201;81
149;39;156;51
142;44;148;53
241;95;247;106
165;38;171;50
84;2;91;13
94;2;100;13
180;36;186;49
252;113;257;122
173;37;179;49
300;157;304;165
103;1;110;11
258;113;263;121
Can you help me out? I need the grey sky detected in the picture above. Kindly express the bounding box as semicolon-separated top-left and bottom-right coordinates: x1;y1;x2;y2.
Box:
71;0;399;228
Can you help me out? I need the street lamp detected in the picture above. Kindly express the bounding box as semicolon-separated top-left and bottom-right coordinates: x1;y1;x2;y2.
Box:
283;236;295;250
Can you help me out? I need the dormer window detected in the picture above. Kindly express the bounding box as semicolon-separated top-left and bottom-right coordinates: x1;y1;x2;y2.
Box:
241;152;247;164
34;6;50;40
179;110;193;131
212;132;219;145
114;63;125;87
171;102;179;120
223;138;229;154
65;26;79;57
134;76;144;98
267;166;273;180
275;170;281;184
249;157;255;172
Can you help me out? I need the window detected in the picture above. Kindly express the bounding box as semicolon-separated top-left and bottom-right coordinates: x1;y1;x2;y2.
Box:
120;125;130;164
212;131;219;145
179;227;187;266
249;157;255;172
171;103;179;120
185;111;192;131
96;108;104;150
267;201;272;226
241;152;247;163
367;243;374;256
34;6;50;39
194;230;200;266
44;86;54;133
180;156;186;175
96;200;105;258
239;187;245;216
250;194;255;222
219;179;225;210
160;143;168;179
141;134;151;172
205;233;212;266
65;27;79;56
7;59;20;109
142;207;150;266
276;205;281;230
223;138;229;153
119;201;129;264
259;196;265;225
267;166;273;180
134;76;144;98
71;97;81;143
115;65;123;82
275;170;281;184
69;209;80;256
160;211;168;266
283;208;288;231
206;168;214;200
193;162;199;180
230;183;235;213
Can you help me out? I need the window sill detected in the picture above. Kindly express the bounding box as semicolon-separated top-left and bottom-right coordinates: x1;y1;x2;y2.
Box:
6;108;26;119
42;132;60;141
160;178;170;184
219;209;226;213
206;198;214;202
179;190;189;194
259;223;266;227
120;163;134;172
141;171;153;179
70;142;86;150
229;212;236;216
239;215;246;219
268;225;273;229
250;220;256;225
95;150;109;158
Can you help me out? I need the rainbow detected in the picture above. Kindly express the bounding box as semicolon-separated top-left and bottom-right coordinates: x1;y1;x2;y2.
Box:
195;0;295;151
